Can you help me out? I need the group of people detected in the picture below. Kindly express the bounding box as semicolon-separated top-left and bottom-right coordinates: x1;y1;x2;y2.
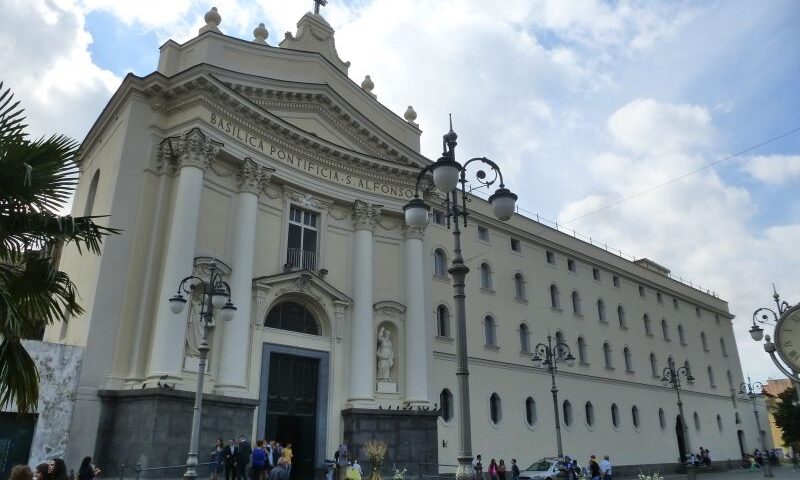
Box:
744;449;780;471
472;454;613;480
10;457;101;480
211;436;293;480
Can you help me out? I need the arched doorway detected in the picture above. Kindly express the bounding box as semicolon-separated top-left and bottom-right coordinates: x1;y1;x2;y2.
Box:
675;415;687;462
261;301;326;479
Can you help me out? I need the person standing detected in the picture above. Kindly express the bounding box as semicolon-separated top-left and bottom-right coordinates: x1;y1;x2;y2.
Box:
10;465;34;480
489;459;499;480
225;439;239;480
511;459;520;480
238;436;252;480
473;455;484;480
588;455;601;480
282;443;293;478
270;442;281;472
498;460;507;480
252;440;268;480
268;459;288;480
336;444;348;480
34;465;48;480
77;457;98;480
599;456;612;480
210;438;225;480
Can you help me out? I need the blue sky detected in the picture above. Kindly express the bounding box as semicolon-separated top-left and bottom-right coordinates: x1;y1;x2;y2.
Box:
2;0;799;382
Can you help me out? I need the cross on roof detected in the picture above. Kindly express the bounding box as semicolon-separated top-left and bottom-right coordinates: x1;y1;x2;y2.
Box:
314;0;328;14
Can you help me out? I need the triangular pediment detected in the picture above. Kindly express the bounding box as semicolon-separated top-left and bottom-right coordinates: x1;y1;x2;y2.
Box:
253;270;351;306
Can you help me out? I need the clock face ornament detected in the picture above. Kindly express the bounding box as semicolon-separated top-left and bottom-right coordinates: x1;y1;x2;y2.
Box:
775;304;800;373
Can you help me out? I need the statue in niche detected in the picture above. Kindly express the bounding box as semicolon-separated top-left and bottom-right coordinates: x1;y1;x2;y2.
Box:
376;327;394;382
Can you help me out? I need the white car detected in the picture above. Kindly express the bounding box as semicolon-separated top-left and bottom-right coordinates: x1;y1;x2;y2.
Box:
519;457;583;480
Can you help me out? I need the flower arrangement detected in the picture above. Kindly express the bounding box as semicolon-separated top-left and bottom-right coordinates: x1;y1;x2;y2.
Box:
363;440;387;480
392;467;407;480
637;471;664;480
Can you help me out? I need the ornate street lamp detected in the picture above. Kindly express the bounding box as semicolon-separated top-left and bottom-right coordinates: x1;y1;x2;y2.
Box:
404;117;517;480
168;261;236;480
531;334;575;457
749;286;800;389
740;375;773;477
661;358;695;466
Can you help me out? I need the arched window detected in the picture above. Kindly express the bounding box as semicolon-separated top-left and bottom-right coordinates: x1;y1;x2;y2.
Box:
727;370;733;390
550;284;561;309
571;291;581;314
611;403;619;428
717;414;723;432
701;331;708;351
440;389;453;421
84;170;100;216
632;406;640;428
735;412;741;424
563;400;573;426
603;342;612;369
514;273;526;300
678;324;686;345
490;393;502;424
585;401;595;427
650;353;658;377
707;366;716;388
265;301;319;335
555;332;566;360
597;299;606;322
484;316;497;347
480;263;493;289
433;249;447;277
519;323;530;353
617;305;626;327
684;360;692;378
577;336;588;364
623;347;633;372
661;318;670;341
720;337;728;356
693;412;701;431
643;314;652;335
436;305;450;338
658;408;666;429
525;397;537;426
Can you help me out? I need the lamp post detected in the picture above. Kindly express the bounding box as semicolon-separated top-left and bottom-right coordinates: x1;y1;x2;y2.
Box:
168;261;237;480
661;358;695;466
740;374;773;477
749;286;800;404
531;334;576;457
403;117;517;480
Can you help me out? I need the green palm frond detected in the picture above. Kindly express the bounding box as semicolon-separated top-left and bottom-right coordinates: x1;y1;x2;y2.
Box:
0;80;120;413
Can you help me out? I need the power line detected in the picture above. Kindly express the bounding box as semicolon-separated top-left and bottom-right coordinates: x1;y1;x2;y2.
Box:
561;125;800;224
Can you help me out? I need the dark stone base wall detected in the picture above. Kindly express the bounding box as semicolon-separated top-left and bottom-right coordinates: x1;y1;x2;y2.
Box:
96;389;258;477
341;408;439;476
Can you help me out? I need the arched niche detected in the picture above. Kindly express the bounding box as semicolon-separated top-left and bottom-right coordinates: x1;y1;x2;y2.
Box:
374;301;405;392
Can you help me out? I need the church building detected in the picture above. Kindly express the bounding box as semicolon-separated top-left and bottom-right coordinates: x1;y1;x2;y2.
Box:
28;5;768;478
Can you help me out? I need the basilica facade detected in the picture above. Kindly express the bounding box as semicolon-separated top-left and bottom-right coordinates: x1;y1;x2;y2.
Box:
39;6;767;478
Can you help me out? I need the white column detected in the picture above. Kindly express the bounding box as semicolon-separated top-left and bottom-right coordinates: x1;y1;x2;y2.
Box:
148;128;219;380
347;200;382;407
404;224;429;405
217;158;272;393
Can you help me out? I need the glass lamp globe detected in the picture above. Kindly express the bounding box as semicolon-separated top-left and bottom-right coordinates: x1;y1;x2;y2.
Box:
169;294;187;314
489;187;518;221
403;198;431;227
749;324;764;342
211;287;228;309
221;301;237;321
431;156;462;192
564;354;576;368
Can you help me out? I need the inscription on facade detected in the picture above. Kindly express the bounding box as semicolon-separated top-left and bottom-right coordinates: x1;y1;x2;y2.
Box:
210;112;415;200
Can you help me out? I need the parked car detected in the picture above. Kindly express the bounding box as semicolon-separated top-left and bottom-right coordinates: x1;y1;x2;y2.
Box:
519;457;584;480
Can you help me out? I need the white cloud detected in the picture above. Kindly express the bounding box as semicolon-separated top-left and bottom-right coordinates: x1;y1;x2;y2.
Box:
560;98;800;381
743;154;800;185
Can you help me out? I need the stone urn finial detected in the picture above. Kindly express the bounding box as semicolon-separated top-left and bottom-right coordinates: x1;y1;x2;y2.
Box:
404;106;418;124
361;75;376;98
253;23;268;44
200;7;222;34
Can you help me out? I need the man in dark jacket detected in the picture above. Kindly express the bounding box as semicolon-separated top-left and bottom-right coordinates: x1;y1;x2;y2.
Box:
224;439;239;480
237;436;252;480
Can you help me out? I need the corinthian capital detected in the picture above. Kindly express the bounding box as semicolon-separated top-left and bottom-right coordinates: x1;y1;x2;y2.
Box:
238;157;273;195
403;223;427;240
177;127;221;171
352;200;383;231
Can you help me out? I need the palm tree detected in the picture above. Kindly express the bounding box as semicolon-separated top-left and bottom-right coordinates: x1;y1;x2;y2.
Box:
0;81;119;413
